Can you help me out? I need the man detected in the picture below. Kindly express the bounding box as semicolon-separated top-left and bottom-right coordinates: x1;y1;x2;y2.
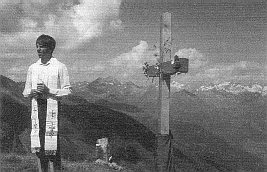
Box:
23;34;72;171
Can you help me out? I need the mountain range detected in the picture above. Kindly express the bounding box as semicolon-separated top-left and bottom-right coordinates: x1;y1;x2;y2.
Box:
70;76;267;166
71;77;267;104
197;82;267;95
1;75;267;172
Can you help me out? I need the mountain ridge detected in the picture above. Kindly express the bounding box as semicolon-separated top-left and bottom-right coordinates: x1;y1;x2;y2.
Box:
1;75;267;171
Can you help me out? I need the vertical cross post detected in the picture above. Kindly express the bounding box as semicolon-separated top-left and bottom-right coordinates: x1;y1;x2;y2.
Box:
158;12;172;135
156;12;172;172
142;11;188;172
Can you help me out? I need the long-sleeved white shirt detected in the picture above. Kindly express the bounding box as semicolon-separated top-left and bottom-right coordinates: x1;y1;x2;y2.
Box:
23;57;72;98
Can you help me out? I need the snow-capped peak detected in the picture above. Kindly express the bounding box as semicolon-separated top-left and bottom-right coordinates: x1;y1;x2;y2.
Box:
244;84;262;93
263;86;267;96
197;82;266;95
199;85;215;91
171;81;186;90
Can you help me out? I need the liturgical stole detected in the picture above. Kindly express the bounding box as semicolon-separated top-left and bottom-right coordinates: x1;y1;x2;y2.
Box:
30;63;59;155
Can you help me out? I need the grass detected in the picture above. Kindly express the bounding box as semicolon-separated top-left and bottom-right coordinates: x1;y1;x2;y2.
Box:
0;153;38;172
0;153;153;172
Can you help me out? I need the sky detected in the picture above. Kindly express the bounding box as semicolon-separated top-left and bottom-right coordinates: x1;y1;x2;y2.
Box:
0;0;266;87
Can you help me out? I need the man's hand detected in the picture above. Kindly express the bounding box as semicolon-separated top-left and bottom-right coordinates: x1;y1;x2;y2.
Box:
37;83;50;95
30;89;41;98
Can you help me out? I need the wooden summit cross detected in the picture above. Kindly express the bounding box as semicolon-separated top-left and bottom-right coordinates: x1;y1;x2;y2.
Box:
143;12;189;172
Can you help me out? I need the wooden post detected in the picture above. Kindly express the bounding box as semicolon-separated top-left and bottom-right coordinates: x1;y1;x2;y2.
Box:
158;12;172;135
156;12;172;172
48;160;54;172
96;138;109;163
143;11;188;172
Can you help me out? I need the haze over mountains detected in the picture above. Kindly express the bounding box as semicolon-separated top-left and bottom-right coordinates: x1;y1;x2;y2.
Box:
1;75;267;172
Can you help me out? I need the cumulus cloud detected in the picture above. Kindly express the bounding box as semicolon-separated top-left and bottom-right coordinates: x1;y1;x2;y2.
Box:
232;61;262;71
174;48;208;69
170;47;265;85
194;60;265;84
110;40;148;74
110;19;124;30
107;40;157;80
65;40;158;83
7;65;29;74
0;0;122;51
197;65;233;80
5;64;29;81
108;45;208;84
170;58;266;86
70;60;105;73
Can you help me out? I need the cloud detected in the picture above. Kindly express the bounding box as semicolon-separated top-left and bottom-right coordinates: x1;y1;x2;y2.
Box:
198;65;232;80
4;64;29;81
110;40;149;66
110;19;124;30
174;48;208;70
65;40;159;84
170;58;266;86
193;60;265;84
0;0;122;51
108;45;210;84
107;40;156;80
64;0;122;48
70;60;105;73
67;40;154;82
170;81;186;91
7;65;28;74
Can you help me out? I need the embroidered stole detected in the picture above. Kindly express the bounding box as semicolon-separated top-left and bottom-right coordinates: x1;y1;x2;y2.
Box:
30;63;59;155
31;98;58;155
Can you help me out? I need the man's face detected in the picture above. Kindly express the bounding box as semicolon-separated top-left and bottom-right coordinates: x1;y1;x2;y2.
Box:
36;43;52;58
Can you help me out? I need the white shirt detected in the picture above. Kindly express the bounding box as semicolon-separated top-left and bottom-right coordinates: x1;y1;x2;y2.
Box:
23;57;72;98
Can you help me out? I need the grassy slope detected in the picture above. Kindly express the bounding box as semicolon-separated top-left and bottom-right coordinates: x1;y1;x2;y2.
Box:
0;153;140;172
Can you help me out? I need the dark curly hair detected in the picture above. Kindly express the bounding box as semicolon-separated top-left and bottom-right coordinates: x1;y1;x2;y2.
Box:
36;34;56;52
